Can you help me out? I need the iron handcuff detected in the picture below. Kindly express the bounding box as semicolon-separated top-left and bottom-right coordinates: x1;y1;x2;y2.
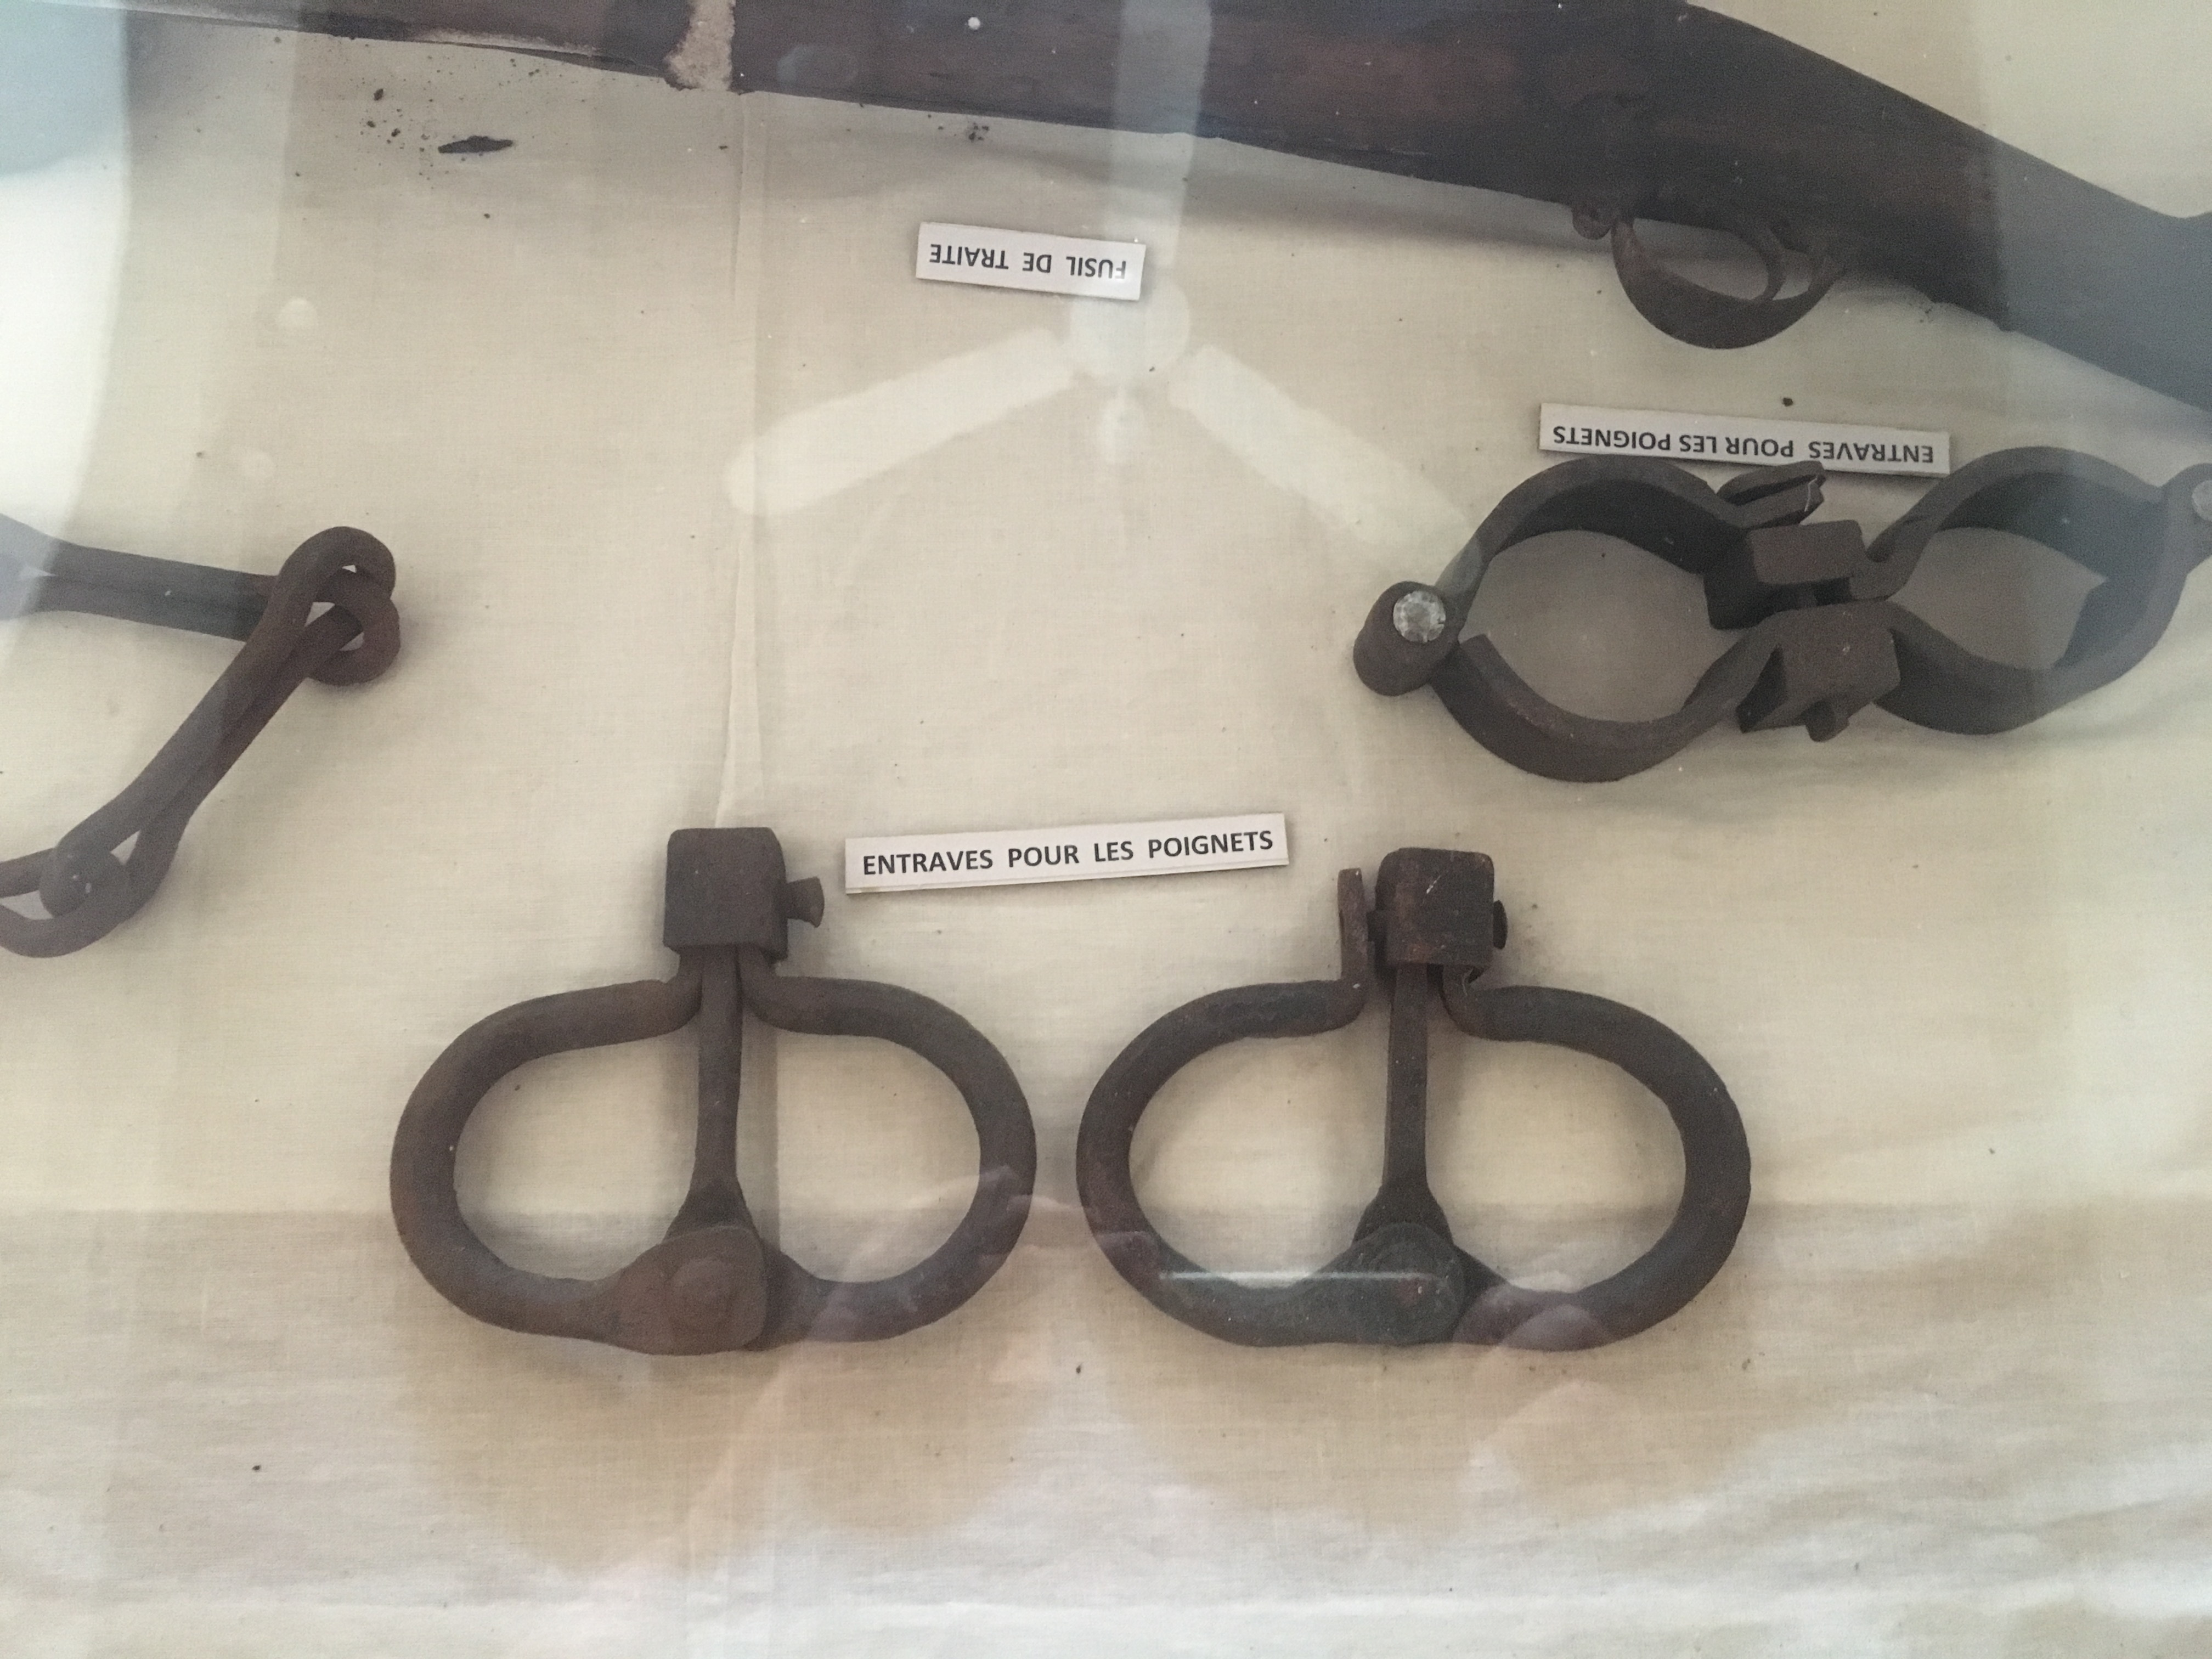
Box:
391;828;1036;1354
1078;850;1751;1351
1357;448;2212;782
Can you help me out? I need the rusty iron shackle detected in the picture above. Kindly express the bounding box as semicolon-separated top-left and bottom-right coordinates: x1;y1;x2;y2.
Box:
1357;449;2212;782
391;828;1036;1355
1;514;400;956
1077;851;1750;1351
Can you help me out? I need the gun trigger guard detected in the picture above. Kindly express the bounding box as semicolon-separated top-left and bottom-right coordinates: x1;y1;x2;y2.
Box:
1606;213;1843;349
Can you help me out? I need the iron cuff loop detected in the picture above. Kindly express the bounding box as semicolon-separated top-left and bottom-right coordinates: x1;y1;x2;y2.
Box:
391;828;1037;1355
1;516;400;956
1076;850;1751;1351
1356;449;2212;783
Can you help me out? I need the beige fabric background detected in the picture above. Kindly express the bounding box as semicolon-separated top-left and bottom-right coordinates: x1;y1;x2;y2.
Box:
2;4;2209;1651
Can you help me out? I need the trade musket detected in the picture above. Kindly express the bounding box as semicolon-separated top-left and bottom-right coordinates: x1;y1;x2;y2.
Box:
46;0;2212;413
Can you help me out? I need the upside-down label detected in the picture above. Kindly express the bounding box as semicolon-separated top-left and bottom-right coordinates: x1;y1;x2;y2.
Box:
915;222;1146;301
845;814;1287;894
1541;403;1951;477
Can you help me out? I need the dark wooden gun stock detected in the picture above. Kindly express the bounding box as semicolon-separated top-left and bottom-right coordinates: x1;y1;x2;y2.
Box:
54;0;2212;411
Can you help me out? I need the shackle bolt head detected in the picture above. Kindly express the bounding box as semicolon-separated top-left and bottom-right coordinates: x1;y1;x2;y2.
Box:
663;828;819;957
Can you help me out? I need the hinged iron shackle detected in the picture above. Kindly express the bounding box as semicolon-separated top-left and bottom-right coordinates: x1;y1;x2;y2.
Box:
391;828;1037;1355
1357;449;2212;782
2;515;400;955
1077;850;1751;1351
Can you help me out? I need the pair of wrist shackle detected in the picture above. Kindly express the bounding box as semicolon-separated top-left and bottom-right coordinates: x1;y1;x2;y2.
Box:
393;830;1750;1356
1358;447;2212;782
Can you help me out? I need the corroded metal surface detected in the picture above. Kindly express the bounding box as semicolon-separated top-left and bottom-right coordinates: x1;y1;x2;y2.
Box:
1076;851;1750;1351
60;0;2212;410
1;517;400;956
390;828;1036;1355
1357;449;2212;782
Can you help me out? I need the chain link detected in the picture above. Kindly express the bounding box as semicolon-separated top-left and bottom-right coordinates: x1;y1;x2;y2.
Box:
1;518;399;957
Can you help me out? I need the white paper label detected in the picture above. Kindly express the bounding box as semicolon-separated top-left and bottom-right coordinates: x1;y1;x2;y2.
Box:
846;814;1286;894
915;222;1146;302
1541;404;1950;478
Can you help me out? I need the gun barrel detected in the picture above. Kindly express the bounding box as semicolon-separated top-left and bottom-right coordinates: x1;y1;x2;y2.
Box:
33;0;2212;412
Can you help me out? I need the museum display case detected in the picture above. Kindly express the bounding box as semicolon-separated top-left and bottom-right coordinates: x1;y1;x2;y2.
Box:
4;2;2208;1649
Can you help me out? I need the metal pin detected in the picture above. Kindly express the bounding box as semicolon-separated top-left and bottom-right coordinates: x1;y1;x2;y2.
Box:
1392;588;1449;645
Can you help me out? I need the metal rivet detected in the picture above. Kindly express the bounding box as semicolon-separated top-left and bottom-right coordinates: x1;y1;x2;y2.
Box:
670;1255;740;1328
1392;588;1449;646
2191;479;2212;525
